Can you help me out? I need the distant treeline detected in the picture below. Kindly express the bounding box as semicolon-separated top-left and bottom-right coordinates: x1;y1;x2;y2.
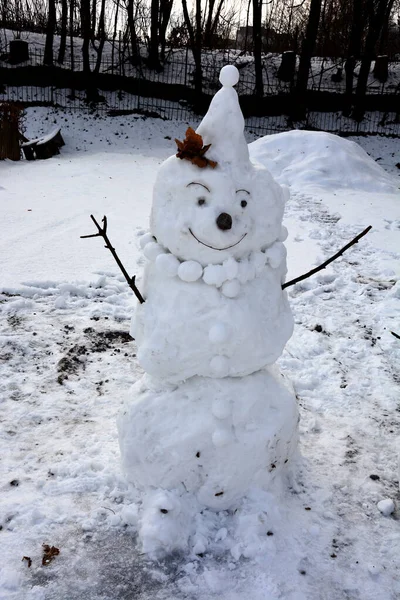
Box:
1;0;399;119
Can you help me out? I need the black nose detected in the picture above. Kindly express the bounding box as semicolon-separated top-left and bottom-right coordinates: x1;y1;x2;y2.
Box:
216;212;232;231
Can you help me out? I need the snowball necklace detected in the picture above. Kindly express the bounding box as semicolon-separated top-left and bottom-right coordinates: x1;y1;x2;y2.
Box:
140;229;288;298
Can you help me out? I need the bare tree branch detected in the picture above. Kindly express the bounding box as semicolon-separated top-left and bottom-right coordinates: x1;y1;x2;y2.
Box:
81;215;145;304
282;225;372;290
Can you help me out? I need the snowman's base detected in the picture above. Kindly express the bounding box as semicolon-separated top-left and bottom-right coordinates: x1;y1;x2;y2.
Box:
118;366;299;513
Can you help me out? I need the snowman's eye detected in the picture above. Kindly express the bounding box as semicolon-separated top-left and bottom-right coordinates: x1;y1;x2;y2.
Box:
236;188;250;207
198;198;206;206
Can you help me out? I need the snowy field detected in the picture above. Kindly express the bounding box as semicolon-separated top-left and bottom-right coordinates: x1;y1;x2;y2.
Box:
1;108;400;599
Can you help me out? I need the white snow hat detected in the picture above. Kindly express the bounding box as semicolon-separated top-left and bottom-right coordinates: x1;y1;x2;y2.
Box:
196;65;250;170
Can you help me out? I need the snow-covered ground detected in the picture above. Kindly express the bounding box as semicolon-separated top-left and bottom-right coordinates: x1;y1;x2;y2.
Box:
0;108;399;599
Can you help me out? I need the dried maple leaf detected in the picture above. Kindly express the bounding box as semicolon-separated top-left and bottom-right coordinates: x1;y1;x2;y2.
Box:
42;544;60;566
175;127;217;169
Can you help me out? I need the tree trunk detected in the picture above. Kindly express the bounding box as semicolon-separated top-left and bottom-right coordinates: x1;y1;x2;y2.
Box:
92;0;97;34
343;0;364;113
378;0;395;53
294;0;322;119
252;0;263;98
127;0;139;65
81;0;91;74
209;0;225;41
194;0;203;97
94;0;106;73
111;0;120;68
81;0;99;102
57;0;68;64
159;0;174;61
353;0;393;120
204;0;216;46
148;0;161;70
181;0;202;109
43;0;56;66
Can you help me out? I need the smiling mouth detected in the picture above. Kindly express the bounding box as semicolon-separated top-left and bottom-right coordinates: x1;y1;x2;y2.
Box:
189;229;247;251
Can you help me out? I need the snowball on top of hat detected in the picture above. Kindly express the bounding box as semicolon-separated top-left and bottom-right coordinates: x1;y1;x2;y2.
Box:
219;64;240;87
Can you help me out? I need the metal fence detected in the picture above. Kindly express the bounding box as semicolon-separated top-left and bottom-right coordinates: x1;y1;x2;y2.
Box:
1;46;399;137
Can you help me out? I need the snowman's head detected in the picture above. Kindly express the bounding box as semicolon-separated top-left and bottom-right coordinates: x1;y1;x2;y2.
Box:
150;66;287;265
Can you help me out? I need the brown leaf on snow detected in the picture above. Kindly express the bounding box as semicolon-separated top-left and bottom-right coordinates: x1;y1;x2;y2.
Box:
22;556;32;568
42;544;60;566
175;127;217;169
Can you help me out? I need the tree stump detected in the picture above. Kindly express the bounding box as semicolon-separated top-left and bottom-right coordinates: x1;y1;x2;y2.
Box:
9;40;29;64
373;55;389;83
277;51;296;83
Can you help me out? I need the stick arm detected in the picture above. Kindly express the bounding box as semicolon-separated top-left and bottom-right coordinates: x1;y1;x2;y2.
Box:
81;215;145;304
282;226;372;290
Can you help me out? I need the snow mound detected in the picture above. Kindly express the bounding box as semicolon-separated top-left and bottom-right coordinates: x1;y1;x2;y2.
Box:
249;130;398;194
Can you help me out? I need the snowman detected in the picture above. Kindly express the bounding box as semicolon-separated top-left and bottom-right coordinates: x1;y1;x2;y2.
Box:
118;66;299;554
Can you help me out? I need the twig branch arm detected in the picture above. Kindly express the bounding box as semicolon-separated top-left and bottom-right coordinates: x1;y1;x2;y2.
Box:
81;215;145;304
282;225;372;290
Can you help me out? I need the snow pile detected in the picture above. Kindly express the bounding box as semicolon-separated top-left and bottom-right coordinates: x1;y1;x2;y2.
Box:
249;129;399;194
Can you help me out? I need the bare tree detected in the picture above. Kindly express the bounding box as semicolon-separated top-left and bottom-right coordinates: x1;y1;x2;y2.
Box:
181;0;203;105
70;0;75;72
252;0;263;97
148;0;161;69
81;0;92;75
294;0;323;117
203;0;225;47
93;0;106;73
126;0;140;64
80;0;101;101
57;0;68;63
344;0;365;113
43;0;56;65
353;0;396;119
159;0;174;60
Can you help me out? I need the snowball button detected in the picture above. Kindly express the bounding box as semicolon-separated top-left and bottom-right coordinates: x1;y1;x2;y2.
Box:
377;499;395;516
210;355;229;376
212;398;230;420
219;65;239;87
178;261;203;282
212;429;232;447
209;323;229;344
155;253;180;277
144;242;164;261
221;279;240;298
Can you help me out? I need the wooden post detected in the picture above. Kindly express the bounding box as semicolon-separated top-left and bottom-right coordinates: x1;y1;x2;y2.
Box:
0;103;22;160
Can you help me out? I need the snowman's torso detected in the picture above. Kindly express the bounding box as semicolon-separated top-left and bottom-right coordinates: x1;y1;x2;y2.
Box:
133;248;293;383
